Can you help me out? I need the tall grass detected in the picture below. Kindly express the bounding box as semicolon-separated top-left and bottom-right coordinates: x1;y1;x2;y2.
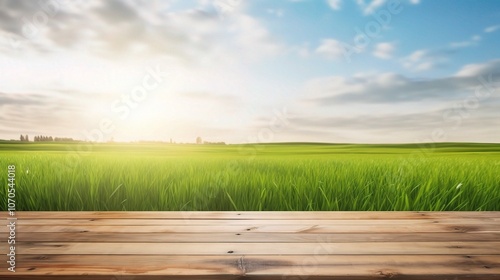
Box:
1;142;499;211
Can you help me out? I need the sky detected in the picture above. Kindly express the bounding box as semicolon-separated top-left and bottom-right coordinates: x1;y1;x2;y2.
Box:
0;0;499;144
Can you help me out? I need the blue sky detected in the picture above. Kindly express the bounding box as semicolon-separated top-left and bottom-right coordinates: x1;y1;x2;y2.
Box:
0;0;499;143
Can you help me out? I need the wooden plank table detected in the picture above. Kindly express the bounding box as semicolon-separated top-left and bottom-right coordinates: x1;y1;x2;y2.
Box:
1;211;499;279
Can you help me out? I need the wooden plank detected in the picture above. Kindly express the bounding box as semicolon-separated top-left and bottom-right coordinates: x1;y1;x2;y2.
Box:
6;223;498;233
13;242;500;255
5;211;500;220
2;255;499;277
14;218;500;226
2;211;499;279
13;232;500;243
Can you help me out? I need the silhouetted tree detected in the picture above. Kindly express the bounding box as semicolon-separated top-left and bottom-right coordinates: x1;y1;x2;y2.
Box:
25;135;29;142
20;135;24;141
196;137;202;144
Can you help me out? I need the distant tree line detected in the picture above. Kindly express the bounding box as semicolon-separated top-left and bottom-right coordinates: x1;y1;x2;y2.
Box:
34;135;52;142
34;135;75;142
197;137;225;145
19;134;29;142
203;141;226;145
53;137;77;142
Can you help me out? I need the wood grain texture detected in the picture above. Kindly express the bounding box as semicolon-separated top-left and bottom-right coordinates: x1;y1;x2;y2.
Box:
13;232;500;243
0;211;499;280
6;223;498;233
14;218;500;225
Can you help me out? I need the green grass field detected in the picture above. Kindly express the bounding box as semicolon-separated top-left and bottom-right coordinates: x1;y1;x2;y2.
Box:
1;142;499;211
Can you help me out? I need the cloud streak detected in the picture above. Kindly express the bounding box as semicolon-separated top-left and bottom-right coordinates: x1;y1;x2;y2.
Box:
305;59;500;104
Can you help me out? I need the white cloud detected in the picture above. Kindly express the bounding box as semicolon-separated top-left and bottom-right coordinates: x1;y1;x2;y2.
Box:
449;34;481;49
373;42;395;59
401;49;449;71
484;25;499;33
327;0;341;10
356;0;387;15
454;59;500;77
401;49;429;70
230;14;283;58
316;39;355;59
305;59;500;105
449;41;474;48
323;0;419;14
403;33;483;72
